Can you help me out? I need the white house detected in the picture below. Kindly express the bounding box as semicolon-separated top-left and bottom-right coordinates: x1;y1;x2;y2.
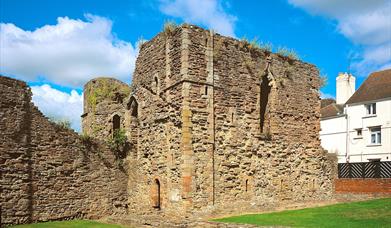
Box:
320;69;391;163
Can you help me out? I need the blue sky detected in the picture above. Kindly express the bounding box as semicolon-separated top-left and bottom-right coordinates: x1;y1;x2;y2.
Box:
1;0;390;131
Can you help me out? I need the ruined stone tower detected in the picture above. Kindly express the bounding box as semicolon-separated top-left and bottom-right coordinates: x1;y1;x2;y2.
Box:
82;24;334;218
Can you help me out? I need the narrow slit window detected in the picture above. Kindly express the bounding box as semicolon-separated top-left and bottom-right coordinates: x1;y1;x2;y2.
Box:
260;75;272;134
112;114;120;134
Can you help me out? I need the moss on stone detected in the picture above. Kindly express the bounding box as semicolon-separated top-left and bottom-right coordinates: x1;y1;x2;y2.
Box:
86;79;130;112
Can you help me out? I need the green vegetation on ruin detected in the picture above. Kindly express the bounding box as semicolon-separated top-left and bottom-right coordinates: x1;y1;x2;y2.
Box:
213;198;391;227
163;20;178;36
240;36;299;60
87;79;130;112
48;116;72;130
276;46;300;60
10;220;126;228
108;129;128;162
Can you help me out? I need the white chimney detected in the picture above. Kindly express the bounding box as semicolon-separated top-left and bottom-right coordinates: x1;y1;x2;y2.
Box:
336;72;355;105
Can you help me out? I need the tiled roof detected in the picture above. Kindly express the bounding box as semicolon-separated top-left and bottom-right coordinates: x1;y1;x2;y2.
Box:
321;98;336;108
346;69;391;104
321;103;344;119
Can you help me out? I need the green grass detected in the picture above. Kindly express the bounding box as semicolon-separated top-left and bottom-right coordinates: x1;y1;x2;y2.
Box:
213;198;391;227
11;220;125;228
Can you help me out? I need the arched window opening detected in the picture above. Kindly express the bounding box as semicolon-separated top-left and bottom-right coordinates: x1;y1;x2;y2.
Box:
260;75;272;134
245;179;248;192
205;86;208;95
112;114;120;135
153;179;161;209
129;100;138;118
231;113;234;123
127;97;139;158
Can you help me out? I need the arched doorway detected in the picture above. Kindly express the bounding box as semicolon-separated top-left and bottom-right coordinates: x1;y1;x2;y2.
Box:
153;179;161;209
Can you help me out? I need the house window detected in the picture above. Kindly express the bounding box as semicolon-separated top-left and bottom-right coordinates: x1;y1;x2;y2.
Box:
370;127;381;145
356;129;362;137
365;103;376;115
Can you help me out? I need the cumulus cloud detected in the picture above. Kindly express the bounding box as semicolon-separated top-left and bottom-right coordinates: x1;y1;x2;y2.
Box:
159;0;236;37
288;0;391;76
0;14;137;87
31;84;83;132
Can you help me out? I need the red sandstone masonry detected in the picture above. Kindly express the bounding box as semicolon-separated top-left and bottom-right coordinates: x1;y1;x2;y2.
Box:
335;179;391;194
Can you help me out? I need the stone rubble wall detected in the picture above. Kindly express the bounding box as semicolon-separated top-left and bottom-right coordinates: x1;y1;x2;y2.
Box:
78;24;335;221
108;24;336;219
82;77;130;139
0;76;127;226
125;27;187;217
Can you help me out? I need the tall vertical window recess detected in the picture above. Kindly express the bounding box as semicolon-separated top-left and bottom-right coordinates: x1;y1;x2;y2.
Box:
365;103;376;115
129;99;138;118
154;76;159;94
369;127;381;145
260;74;272;135
153;179;161;209
112;114;121;135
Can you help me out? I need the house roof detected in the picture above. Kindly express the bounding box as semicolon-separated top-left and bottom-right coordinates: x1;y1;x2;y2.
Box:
320;103;344;119
321;98;336;108
346;69;391;104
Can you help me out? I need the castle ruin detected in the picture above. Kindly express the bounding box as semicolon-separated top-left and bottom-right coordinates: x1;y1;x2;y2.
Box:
1;24;335;226
82;24;334;218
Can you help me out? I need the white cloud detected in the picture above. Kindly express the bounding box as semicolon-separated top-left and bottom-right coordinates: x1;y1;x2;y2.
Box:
0;14;137;87
288;0;391;76
31;84;83;132
159;0;236;37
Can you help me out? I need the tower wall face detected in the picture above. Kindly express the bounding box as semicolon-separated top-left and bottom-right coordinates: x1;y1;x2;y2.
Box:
80;24;336;220
82;77;130;139
124;24;335;218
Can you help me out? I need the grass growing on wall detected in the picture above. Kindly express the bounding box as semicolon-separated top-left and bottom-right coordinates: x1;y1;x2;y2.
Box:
87;80;130;112
213;198;391;227
10;220;126;228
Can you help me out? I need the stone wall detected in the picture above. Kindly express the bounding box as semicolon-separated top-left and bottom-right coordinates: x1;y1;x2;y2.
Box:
82;24;335;220
182;25;334;213
82;77;130;139
0;76;127;226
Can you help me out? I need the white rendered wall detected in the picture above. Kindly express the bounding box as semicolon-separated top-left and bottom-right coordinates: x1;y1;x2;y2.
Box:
320;115;347;160
346;99;391;162
321;99;391;163
336;73;355;105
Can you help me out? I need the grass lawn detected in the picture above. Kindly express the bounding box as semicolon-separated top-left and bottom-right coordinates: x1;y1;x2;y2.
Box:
10;220;125;228
213;198;391;227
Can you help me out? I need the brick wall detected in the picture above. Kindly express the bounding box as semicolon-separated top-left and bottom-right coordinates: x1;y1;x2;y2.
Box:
0;76;128;226
335;179;391;194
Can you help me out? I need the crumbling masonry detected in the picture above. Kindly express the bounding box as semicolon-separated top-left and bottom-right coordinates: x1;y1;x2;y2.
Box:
1;24;335;226
83;24;334;218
